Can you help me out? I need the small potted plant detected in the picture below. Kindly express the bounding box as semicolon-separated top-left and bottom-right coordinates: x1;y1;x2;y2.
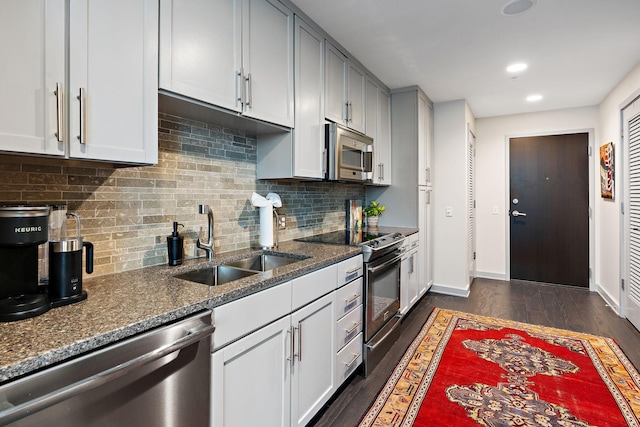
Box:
364;200;385;229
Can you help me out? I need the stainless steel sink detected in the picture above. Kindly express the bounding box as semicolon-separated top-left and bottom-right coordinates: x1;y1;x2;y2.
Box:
223;253;306;272
174;265;256;286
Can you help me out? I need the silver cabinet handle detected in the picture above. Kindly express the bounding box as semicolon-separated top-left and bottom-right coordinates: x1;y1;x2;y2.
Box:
345;266;361;281
409;254;414;274
54;83;63;142
345;293;361;306
345;352;360;368
511;210;527;217
245;73;252;108
348;102;353;123
0;323;214;425
289;325;295;367
236;70;243;103
297;323;303;362
77;87;86;145
345;321;362;335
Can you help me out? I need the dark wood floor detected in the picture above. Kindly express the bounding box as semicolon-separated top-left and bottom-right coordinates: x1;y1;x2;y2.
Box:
310;278;640;426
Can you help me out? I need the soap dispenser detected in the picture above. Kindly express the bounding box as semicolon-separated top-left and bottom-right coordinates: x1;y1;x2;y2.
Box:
167;222;184;266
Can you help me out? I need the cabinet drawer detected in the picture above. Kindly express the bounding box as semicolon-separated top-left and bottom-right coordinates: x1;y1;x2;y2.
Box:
335;277;362;318
335;332;363;385
213;281;292;350
336;255;363;288
409;233;419;249
335;304;362;351
292;263;337;310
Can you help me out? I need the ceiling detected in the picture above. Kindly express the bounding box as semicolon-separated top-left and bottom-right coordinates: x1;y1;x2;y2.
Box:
289;0;640;118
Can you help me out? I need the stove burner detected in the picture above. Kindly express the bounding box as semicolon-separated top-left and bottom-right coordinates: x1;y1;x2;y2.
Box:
295;230;405;262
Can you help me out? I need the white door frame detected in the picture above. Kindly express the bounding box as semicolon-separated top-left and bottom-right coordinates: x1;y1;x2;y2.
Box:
504;128;596;290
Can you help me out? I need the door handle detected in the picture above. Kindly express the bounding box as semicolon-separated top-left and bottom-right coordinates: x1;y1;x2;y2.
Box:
511;210;527;217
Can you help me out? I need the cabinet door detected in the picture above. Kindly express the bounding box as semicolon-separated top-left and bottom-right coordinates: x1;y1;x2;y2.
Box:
347;62;366;134
365;77;378;139
242;0;294;127
324;42;347;126
408;249;419;307
291;292;336;427
69;0;158;164
293;17;324;179
211;317;291;427
0;0;65;157
377;88;392;185
419;187;431;294
418;91;430;185
367;78;392;186
159;0;241;114
400;254;410;315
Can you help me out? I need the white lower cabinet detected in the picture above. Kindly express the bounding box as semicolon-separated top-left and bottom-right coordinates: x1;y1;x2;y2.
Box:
290;292;336;427
210;255;362;427
400;233;420;315
211;317;291;427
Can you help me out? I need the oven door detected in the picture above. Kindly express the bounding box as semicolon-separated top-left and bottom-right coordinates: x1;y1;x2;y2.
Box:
364;251;401;342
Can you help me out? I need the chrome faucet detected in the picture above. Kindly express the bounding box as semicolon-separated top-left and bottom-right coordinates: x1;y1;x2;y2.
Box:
197;204;214;259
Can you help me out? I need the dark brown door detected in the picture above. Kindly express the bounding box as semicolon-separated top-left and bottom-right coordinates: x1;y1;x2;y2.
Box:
509;133;589;287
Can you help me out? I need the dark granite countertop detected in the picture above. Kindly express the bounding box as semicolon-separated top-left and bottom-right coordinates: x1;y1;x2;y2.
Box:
0;240;361;384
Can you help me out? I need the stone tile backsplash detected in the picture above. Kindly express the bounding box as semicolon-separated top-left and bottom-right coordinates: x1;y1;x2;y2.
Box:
0;113;365;276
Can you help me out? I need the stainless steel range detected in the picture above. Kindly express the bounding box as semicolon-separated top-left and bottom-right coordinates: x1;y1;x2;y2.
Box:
296;230;405;376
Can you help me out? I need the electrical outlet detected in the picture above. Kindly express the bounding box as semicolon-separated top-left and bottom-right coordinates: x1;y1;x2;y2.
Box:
278;215;286;229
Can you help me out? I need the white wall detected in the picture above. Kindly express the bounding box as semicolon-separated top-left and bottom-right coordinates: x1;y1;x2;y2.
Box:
433;99;475;295
597;62;640;311
474;61;640;313
475;107;598;282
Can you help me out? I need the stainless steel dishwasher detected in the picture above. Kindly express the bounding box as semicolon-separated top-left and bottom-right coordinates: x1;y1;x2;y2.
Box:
0;310;214;426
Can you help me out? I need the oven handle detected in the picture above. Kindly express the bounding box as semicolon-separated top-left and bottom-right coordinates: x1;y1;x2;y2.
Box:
367;255;402;274
365;316;401;351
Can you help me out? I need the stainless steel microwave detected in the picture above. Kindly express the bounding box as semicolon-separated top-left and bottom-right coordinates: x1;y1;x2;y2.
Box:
325;123;373;183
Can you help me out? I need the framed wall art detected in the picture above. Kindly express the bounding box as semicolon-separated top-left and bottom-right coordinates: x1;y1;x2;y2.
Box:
600;142;614;200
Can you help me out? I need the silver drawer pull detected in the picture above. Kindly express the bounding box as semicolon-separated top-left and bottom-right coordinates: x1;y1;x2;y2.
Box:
345;353;360;368
345;267;361;281
345;321;362;335
345;293;361;306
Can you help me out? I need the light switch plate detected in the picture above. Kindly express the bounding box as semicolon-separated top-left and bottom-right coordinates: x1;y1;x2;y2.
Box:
445;206;453;217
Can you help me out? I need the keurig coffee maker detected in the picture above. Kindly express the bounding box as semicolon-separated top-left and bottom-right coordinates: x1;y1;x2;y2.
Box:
0;206;51;321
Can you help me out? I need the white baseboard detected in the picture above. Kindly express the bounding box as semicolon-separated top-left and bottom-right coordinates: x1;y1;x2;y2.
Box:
595;283;621;316
429;283;470;298
475;271;507;281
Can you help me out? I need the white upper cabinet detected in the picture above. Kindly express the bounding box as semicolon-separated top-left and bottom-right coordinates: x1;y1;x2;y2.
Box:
366;76;392;185
347;61;366;134
292;17;325;179
324;42;348;126
0;0;158;164
417;91;432;186
0;0;65;157
159;0;294;128
68;0;158;164
256;16;324;180
159;0;241;113
324;41;365;134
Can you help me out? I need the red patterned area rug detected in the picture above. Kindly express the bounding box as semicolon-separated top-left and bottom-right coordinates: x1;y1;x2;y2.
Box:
359;308;640;427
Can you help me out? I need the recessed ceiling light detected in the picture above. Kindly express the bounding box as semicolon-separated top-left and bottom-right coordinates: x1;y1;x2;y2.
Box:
507;63;528;73
502;0;537;16
526;94;543;102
